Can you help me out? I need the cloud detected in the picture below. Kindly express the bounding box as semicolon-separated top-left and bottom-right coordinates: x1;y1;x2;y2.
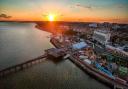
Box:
116;4;127;9
0;13;12;18
42;14;47;17
59;14;64;17
76;4;92;10
42;13;64;17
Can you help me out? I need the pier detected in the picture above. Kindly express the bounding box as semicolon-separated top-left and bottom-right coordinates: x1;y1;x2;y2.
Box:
0;54;47;78
45;48;66;58
0;48;65;78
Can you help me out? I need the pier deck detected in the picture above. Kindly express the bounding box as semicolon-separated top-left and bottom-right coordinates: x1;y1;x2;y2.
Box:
45;48;66;58
0;54;47;78
0;48;68;78
0;47;67;78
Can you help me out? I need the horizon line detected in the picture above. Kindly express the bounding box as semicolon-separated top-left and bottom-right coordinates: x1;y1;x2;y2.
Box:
0;20;128;24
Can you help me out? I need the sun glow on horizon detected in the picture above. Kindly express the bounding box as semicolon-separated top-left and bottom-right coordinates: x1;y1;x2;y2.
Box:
48;14;55;21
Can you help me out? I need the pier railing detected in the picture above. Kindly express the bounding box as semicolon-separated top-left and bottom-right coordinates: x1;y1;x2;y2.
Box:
0;54;47;78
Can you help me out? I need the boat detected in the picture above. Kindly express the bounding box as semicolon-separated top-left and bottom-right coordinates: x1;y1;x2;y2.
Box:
50;36;128;89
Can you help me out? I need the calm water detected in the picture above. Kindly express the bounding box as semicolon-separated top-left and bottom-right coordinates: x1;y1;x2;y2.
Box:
0;22;110;89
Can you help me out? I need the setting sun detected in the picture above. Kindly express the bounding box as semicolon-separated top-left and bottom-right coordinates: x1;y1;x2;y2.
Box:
48;14;55;21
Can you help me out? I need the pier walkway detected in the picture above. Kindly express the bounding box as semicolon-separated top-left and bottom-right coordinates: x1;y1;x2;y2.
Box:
0;54;47;78
0;47;66;78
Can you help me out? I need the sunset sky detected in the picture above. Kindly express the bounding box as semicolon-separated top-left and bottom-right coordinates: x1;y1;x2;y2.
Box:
0;0;128;23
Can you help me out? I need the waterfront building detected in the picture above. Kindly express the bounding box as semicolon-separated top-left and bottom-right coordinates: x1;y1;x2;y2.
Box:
89;23;97;28
92;30;111;45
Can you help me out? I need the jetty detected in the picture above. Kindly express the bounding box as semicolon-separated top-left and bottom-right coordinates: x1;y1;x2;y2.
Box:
45;48;66;58
0;54;47;78
0;48;64;78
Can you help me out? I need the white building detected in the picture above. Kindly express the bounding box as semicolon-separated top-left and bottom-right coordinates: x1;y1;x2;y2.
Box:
89;23;97;28
93;30;111;45
112;25;120;30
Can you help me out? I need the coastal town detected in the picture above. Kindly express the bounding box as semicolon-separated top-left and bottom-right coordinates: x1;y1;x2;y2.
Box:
0;21;127;89
37;22;128;89
1;0;128;89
